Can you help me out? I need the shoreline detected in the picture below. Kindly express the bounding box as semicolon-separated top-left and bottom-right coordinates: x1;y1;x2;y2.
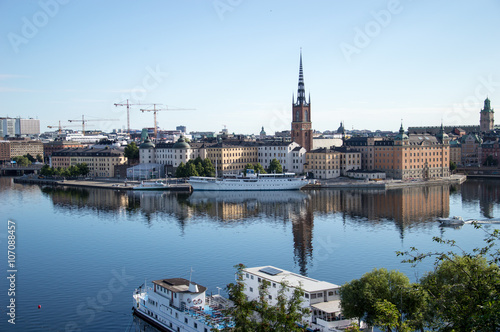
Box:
13;174;466;192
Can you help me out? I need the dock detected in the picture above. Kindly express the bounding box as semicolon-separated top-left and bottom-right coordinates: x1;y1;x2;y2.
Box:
13;176;192;192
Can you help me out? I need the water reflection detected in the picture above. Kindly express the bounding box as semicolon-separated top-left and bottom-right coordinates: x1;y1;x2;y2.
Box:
459;178;500;219
33;184;460;275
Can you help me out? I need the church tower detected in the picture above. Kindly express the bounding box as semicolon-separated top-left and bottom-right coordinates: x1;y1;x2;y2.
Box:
291;51;313;151
480;97;494;132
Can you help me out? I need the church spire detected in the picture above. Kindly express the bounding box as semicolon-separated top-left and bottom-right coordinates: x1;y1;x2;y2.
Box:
296;49;307;105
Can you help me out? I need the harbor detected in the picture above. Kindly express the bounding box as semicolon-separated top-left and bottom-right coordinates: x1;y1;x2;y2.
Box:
12;173;467;192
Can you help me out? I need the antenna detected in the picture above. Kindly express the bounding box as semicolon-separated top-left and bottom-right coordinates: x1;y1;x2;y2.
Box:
189;267;194;283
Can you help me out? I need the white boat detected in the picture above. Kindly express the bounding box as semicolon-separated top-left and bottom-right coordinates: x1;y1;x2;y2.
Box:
133;277;234;332
188;169;309;191
438;216;465;225
132;180;169;190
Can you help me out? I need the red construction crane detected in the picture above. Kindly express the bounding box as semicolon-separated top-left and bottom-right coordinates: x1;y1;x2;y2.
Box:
113;100;155;134
140;105;195;140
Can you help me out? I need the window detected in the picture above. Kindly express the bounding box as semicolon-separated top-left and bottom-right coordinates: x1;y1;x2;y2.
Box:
249;287;253;292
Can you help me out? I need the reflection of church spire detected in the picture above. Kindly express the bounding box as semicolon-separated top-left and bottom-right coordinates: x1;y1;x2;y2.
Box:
292;202;314;276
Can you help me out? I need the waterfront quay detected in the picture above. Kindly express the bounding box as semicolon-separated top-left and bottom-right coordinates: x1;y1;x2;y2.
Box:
13;174;466;191
13;175;192;192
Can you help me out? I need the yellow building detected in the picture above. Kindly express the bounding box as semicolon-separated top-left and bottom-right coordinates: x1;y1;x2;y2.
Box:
206;142;258;175
51;147;126;177
7;139;44;159
305;148;342;179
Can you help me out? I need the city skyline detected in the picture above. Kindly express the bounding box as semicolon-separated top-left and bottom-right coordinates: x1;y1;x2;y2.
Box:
1;0;500;135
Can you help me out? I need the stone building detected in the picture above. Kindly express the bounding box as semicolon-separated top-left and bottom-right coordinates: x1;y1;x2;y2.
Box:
51;147;126;177
373;124;450;180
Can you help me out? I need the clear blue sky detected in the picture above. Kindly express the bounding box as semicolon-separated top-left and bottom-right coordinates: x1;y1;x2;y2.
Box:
1;0;500;135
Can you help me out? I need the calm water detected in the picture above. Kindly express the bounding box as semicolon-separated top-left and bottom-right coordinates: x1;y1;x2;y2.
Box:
0;177;499;331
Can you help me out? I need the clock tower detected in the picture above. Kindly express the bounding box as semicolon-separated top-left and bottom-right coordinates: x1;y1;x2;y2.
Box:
291;51;313;151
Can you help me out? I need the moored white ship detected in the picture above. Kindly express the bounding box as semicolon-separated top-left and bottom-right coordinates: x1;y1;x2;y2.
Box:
132;180;169;190
133;277;234;332
188;169;309;191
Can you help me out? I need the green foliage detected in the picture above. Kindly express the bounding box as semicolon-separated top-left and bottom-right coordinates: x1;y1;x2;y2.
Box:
345;322;361;332
11;156;31;166
175;162;187;178
398;224;500;331
176;158;216;178
484;155;498;166
253;163;266;174
340;268;425;331
374;300;412;332
124;142;139;161
39;163;89;177
25;153;36;163
267;158;282;174
419;255;500;331
36;154;43;162
225;263;310;331
449;161;457;172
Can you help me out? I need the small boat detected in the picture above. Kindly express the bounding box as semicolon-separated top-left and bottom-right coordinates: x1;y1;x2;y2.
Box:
132;181;169;190
438;216;465;225
133;276;234;331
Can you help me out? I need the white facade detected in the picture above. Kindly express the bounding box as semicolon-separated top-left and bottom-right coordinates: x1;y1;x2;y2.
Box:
258;142;306;174
243;266;360;331
312;137;343;149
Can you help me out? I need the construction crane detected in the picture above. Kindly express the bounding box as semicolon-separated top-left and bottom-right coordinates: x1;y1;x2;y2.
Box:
113;100;155;134
68;115;119;136
140;105;195;140
47;121;79;135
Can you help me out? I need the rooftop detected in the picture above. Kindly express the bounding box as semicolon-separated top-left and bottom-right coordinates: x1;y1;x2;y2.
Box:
152;278;207;294
244;266;339;292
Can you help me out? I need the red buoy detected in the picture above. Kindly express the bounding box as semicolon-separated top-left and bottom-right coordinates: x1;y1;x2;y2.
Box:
38;305;41;309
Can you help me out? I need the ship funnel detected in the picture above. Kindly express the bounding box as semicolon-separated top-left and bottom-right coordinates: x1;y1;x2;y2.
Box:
189;282;199;293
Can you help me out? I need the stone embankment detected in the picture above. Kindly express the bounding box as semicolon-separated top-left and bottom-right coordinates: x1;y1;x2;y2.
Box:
13;175;192;192
303;174;466;190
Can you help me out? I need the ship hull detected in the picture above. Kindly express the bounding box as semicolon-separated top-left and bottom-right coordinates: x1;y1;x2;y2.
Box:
188;177;307;191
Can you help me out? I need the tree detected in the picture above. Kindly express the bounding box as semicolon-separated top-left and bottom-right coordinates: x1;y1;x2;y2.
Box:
124;142;139;163
175;162;186;178
398;224;500;331
40;164;53;176
202;158;215;177
267;158;282;174
225;263;310;331
25;153;36;163
12;156;31;166
449;161;457;172
484;155;498;166
374;300;412;332
77;163;89;176
244;163;254;176
36;154;43;162
253;163;266;174
186;163;199;177
419;255;500;331
340;268;425;331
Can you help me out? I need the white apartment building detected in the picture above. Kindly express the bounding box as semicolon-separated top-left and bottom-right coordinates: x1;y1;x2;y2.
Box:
243;266;362;331
258;141;306;174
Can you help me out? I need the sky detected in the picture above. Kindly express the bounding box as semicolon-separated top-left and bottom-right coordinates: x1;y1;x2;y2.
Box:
1;0;500;135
